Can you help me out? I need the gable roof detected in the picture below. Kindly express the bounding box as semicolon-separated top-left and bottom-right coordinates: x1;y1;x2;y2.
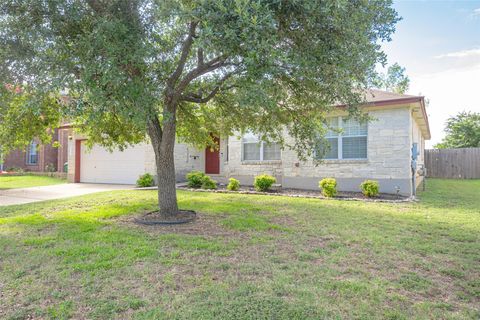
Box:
358;89;431;140
363;89;421;104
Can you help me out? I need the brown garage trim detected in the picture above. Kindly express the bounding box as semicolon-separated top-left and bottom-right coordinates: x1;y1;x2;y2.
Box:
74;139;87;183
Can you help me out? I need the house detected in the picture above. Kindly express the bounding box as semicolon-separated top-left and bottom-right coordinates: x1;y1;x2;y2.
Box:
66;90;430;196
0;129;69;173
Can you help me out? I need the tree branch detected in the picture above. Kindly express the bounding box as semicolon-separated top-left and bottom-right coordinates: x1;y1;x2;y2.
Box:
175;55;228;96
166;21;198;90
197;48;204;67
181;88;221;104
147;114;163;146
180;71;238;103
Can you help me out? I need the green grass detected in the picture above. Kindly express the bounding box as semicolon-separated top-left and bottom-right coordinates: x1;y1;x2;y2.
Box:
0;179;479;319
0;175;66;190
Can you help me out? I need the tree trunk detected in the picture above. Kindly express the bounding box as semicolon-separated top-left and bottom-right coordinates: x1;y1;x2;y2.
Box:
147;110;179;217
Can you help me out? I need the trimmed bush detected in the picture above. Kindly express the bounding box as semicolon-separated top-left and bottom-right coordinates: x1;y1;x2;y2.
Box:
254;174;276;192
136;173;155;187
360;180;379;197
319;178;337;197
186;171;206;188
45;163;56;173
227;178;240;191
201;175;217;189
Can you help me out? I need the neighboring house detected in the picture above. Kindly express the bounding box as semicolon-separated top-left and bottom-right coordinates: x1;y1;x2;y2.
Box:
66;90;430;196
1;129;69;172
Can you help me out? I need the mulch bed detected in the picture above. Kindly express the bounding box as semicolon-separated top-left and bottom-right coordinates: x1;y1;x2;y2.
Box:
176;185;411;203
134;210;197;225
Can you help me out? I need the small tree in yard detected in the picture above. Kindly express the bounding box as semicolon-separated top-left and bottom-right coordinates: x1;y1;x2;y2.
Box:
0;1;399;221
373;62;410;94
435;112;480;149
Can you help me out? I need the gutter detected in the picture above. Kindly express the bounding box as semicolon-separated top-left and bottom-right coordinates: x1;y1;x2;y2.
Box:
337;96;431;140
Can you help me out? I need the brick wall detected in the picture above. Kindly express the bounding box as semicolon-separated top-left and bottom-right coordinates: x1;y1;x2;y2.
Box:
3;148;40;171
57;129;70;172
2;129;65;172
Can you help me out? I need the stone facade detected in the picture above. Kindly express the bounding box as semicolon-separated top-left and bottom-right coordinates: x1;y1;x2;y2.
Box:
220;106;417;195
144;142;206;181
222;134;283;184
66;102;428;196
144;138;230;182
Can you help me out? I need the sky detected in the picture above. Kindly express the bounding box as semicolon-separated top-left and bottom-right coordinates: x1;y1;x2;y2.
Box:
381;0;480;147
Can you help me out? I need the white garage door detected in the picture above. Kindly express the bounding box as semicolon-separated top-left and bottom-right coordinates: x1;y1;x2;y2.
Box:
80;142;146;184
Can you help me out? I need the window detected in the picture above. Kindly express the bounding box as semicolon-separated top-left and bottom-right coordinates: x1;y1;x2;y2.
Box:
324;117;340;159
341;117;368;159
316;117;367;160
242;133;261;160
242;133;281;161
26;141;38;165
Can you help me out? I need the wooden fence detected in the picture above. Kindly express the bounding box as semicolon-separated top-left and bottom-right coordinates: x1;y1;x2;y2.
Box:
424;148;480;179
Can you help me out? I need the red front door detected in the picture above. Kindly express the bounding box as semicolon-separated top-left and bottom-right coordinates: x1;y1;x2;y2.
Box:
205;137;220;174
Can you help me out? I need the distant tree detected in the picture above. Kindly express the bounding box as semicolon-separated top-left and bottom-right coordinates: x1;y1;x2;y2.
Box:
0;85;61;154
374;62;410;94
0;0;399;219
435;112;480;149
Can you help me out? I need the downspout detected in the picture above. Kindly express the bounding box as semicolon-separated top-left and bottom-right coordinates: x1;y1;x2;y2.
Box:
411;142;418;198
410;109;417;198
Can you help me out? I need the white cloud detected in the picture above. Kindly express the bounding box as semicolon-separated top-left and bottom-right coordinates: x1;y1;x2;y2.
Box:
435;48;480;59
473;8;480;16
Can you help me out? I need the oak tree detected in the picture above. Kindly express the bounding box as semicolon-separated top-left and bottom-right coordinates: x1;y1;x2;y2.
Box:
0;0;399;218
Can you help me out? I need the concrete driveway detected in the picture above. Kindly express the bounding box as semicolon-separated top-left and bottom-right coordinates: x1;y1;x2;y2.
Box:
0;183;133;206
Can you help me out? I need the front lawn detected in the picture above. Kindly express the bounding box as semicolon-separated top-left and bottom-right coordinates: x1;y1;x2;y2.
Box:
0;179;479;319
0;175;66;190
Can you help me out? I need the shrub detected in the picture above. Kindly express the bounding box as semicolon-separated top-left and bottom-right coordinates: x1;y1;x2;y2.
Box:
186;171;205;188
360;180;379;197
227;178;240;191
136;173;155;187
254;174;276;192
319;178;337;197
201;175;217;189
45;163;56;176
45;163;56;173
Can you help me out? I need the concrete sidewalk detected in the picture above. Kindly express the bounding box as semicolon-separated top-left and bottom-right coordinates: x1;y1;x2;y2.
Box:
0;183;133;206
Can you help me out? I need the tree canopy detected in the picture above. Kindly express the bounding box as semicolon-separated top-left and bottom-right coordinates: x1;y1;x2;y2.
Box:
0;0;400;216
435;112;480;149
0;85;61;154
1;0;399;150
373;62;410;94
